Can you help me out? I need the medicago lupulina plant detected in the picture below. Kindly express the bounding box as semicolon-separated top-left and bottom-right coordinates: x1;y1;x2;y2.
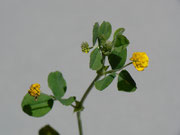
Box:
21;21;149;135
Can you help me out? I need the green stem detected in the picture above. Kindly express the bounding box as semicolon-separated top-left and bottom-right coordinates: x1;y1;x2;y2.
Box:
76;74;101;135
80;74;101;105
105;62;133;74
77;112;83;135
76;53;105;135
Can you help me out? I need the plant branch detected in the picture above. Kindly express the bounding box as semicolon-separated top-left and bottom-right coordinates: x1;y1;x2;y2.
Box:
76;74;101;135
80;74;101;105
105;62;133;74
76;54;105;135
77;55;105;135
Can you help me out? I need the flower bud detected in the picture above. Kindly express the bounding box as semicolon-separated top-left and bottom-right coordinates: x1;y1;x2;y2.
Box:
81;42;90;53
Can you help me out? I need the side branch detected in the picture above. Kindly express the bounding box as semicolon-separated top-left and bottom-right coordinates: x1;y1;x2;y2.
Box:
80;74;101;105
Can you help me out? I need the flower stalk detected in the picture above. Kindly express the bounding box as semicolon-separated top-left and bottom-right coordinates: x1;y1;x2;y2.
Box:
105;62;133;74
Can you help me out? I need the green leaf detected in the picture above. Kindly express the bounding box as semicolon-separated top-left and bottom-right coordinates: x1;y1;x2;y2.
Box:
90;48;103;70
108;48;127;70
39;125;60;135
93;22;99;46
113;34;129;47
21;93;54;117
48;71;67;99
58;96;76;106
117;70;137;92
99;21;112;40
113;28;125;40
95;73;116;91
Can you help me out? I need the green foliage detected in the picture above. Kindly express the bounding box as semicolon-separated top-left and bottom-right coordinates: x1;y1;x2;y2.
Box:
99;21;112;40
113;28;125;40
108;32;129;70
113;33;129;47
92;21;112;46
92;22;99;46
90;48;103;70
95;73;116;91
48;71;67;99
39;125;60;135
21;93;54;117
59;96;76;106
108;48;127;70
48;71;75;106
117;70;137;92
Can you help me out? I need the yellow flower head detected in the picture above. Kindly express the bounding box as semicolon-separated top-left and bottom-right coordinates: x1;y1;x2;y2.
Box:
28;83;40;99
81;42;90;53
130;52;149;71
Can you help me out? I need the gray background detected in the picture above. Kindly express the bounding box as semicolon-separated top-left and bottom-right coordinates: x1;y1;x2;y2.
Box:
0;0;180;135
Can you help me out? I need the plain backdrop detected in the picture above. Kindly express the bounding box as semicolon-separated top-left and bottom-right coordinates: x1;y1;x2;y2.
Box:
0;0;180;135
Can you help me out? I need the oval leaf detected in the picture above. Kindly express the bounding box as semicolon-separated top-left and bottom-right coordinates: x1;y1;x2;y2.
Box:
95;73;116;91
21;93;54;117
113;28;125;40
93;22;99;46
39;125;60;135
108;48;127;70
113;34;129;47
48;71;67;99
99;21;112;40
58;96;76;106
90;48;103;70
117;70;137;92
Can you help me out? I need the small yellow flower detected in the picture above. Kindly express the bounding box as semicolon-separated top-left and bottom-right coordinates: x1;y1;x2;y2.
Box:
81;42;90;53
28;83;40;100
130;52;149;71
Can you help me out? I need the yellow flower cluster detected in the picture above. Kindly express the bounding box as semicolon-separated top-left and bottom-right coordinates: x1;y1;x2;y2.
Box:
130;52;149;71
81;42;90;53
28;83;40;99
